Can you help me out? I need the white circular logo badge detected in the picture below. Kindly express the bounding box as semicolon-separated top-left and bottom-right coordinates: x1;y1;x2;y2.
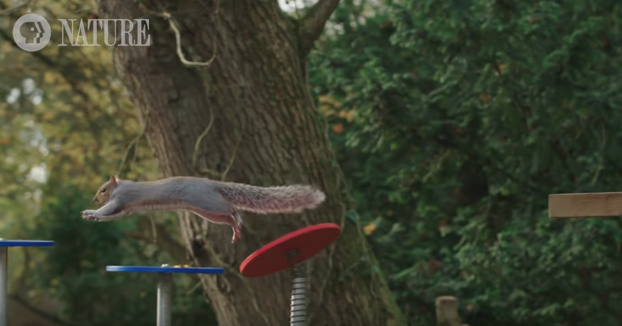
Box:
12;13;51;52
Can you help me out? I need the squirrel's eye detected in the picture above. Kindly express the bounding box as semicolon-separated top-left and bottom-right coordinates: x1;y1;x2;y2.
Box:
101;188;106;193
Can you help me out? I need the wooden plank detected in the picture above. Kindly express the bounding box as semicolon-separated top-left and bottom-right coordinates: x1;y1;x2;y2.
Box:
549;192;622;218
435;296;462;326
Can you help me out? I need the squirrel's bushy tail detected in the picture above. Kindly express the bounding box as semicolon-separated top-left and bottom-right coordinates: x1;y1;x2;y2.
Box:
216;182;326;214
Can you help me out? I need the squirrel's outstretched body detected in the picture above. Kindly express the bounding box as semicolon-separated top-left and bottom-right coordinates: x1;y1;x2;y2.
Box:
81;176;326;243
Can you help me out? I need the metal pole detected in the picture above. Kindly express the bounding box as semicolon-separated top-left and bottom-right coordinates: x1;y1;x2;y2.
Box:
0;247;7;326
290;264;306;326
156;273;172;326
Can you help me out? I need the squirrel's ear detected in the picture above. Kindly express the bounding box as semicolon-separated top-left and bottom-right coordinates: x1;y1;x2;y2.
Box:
109;175;118;185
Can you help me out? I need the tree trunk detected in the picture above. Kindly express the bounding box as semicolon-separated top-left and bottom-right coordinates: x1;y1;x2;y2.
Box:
97;0;404;325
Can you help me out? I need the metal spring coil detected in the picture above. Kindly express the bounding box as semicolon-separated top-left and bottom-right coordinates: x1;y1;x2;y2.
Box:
290;275;306;326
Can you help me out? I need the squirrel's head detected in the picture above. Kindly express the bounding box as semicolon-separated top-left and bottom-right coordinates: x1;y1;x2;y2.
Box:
93;175;119;204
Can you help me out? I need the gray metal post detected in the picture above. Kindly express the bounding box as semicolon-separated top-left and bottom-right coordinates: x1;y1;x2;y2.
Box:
156;273;172;326
290;265;306;326
0;247;7;326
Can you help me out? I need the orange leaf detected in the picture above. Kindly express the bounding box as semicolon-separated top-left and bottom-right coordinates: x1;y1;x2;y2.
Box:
343;110;355;122
332;123;344;134
43;72;56;84
495;63;507;76
363;223;377;235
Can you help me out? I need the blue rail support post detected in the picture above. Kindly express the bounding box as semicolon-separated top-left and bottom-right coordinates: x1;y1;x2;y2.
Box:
106;264;224;326
0;240;55;326
157;272;172;326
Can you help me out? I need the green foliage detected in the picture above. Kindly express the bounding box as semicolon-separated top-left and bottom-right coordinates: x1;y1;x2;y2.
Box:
26;181;217;326
29;183;154;325
4;0;622;324
311;0;622;325
22;185;215;326
0;1;215;324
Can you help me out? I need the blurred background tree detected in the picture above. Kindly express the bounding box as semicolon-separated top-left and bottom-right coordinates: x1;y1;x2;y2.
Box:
1;0;622;325
311;0;622;325
0;1;216;325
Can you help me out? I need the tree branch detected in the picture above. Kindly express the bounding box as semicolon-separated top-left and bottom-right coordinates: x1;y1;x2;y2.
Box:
8;294;80;326
299;0;341;54
135;216;190;263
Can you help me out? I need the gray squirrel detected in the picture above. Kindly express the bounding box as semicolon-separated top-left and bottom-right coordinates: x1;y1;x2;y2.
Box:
81;176;326;243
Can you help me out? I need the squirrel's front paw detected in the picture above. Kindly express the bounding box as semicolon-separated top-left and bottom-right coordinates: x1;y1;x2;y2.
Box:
81;210;100;221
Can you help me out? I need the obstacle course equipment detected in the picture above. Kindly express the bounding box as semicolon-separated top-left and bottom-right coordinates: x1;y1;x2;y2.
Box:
0;240;55;326
240;223;341;326
106;264;224;326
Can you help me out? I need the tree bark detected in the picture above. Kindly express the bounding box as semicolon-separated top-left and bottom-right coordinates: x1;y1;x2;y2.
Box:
96;0;404;325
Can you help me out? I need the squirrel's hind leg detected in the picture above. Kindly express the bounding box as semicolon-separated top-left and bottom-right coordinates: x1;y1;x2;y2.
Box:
231;210;243;243
188;209;243;244
221;211;242;243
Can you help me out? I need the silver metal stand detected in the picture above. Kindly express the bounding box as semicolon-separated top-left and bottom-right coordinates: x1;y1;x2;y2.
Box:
107;263;222;326
290;264;306;326
0;247;7;326
157;273;172;326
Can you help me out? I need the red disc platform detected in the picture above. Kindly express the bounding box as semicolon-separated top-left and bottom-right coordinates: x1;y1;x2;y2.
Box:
240;223;341;278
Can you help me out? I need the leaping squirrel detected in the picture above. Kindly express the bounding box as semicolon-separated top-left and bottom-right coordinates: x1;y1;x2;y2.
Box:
81;176;326;243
